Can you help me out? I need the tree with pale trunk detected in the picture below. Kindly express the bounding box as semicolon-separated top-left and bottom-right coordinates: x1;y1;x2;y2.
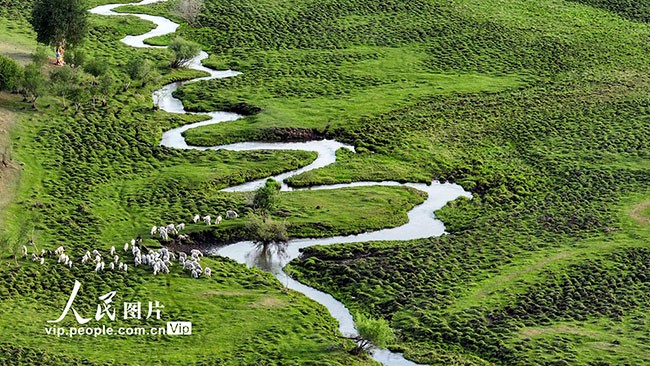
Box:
177;0;204;27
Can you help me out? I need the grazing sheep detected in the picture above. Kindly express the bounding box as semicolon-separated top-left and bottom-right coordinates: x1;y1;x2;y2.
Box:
193;214;200;223
21;245;28;258
55;246;65;255
202;215;211;225
92;249;99;257
113;255;119;263
204;267;212;277
124;242;129;252
95;262;103;272
110;246;116;256
167;224;177;234
177;234;188;241
31;253;38;262
41;249;45;256
215;215;223;224
177;223;185;231
130;239;136;247
95;255;102;264
40;257;45;265
226;210;238;219
110;262;115;271
123;264;128;273
150;226;157;236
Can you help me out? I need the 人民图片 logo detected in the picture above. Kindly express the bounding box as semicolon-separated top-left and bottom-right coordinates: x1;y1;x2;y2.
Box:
44;280;190;337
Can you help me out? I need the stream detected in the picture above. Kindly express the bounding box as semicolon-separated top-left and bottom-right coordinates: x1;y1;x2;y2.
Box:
90;1;471;364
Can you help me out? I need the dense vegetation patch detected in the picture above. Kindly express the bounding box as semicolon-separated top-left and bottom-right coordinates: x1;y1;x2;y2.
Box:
125;0;650;364
1;0;649;364
567;0;650;23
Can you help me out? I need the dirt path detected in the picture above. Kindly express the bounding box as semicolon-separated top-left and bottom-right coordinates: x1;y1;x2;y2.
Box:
629;200;650;225
0;94;21;213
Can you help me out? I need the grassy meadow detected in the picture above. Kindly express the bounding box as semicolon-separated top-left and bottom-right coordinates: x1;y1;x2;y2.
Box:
0;0;649;365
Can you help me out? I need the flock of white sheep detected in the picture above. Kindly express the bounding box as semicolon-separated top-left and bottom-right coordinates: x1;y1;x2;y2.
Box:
23;210;240;279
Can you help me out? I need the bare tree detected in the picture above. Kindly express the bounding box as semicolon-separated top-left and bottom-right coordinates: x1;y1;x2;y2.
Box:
177;0;204;27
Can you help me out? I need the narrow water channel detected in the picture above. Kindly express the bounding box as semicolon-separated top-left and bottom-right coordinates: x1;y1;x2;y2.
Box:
91;2;471;364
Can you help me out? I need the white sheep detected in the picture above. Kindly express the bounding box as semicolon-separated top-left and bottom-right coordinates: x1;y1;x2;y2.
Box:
113;255;119;263
95;262;102;272
193;214;200;223
123;264;128;273
124;242;129;252
202;215;211;225
55;246;65;255
21;245;28;257
150;226;157;236
31;253;38;262
110;246;116;256
177;223;185;231
204;267;212;277
226;210;238;219
40;257;44;265
215;215;223;224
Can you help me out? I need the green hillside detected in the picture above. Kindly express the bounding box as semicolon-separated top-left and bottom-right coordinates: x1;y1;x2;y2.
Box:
0;0;648;365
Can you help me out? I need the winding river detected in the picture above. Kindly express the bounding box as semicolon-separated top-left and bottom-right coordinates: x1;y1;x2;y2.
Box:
91;1;471;364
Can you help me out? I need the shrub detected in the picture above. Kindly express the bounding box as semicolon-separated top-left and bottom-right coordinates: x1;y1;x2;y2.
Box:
0;55;23;92
168;37;201;68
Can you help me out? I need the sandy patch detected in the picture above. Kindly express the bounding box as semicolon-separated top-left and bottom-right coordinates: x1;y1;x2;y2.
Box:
629;200;650;225
249;297;286;308
521;325;598;338
201;290;249;296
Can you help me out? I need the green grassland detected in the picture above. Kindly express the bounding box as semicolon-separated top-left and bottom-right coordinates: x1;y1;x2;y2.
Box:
109;0;650;364
1;0;649;365
0;0;424;364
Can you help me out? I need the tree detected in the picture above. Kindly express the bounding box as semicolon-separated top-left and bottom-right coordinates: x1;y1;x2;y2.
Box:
176;0;204;27
64;48;87;68
84;58;109;77
124;56;154;90
0;55;23;92
31;46;50;66
31;0;89;48
246;213;288;253
168;37;201;68
352;313;396;355
50;65;78;108
94;73;115;107
66;71;92;112
21;63;47;109
252;179;281;214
